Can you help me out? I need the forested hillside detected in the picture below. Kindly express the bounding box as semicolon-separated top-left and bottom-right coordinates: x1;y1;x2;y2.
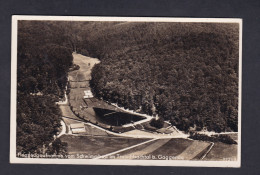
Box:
86;22;239;133
17;21;239;155
17;21;73;154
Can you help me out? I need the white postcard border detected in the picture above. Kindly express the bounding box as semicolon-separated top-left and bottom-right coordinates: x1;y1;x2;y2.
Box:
10;15;242;167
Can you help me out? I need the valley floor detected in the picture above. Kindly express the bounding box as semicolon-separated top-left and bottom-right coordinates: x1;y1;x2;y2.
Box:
58;53;237;161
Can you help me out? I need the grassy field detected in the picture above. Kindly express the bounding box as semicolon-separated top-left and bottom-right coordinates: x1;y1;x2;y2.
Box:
145;138;193;160
70;81;90;89
60;135;149;156
113;138;171;160
105;138;159;159
63;117;81;125
174;140;211;160
102;138;212;160
203;142;237;161
84;98;120;111
68;53;100;82
83;124;109;136
226;133;238;142
60;105;83;120
69;89;85;101
141;121;171;133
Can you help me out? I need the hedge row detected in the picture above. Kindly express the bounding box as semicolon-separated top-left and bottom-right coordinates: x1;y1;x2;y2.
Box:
189;133;237;145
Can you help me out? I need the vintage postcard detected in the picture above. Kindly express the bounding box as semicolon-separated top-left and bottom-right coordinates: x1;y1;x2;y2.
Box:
10;16;242;167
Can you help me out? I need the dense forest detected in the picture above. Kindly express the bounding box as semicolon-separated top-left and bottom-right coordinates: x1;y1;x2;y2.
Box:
86;22;239;133
17;21;74;154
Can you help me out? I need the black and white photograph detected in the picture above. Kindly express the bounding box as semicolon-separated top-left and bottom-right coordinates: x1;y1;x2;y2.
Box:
10;16;242;167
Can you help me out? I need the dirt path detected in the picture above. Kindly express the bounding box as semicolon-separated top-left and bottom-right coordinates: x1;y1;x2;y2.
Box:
201;142;214;160
57;120;66;138
197;131;238;136
93;138;158;159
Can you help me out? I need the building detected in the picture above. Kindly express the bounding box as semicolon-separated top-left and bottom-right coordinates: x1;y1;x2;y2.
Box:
70;123;86;134
83;90;93;99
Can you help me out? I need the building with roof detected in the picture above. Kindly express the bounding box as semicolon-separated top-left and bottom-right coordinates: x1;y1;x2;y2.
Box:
70;123;86;134
84;90;93;99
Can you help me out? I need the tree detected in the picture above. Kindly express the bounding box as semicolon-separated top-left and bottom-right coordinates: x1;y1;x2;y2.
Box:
150;118;164;129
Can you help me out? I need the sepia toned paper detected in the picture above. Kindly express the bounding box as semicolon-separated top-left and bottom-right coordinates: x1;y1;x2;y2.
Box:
10;16;242;167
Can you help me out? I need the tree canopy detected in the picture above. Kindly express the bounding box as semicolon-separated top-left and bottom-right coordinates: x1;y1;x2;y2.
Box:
17;21;73;154
86;22;239;133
